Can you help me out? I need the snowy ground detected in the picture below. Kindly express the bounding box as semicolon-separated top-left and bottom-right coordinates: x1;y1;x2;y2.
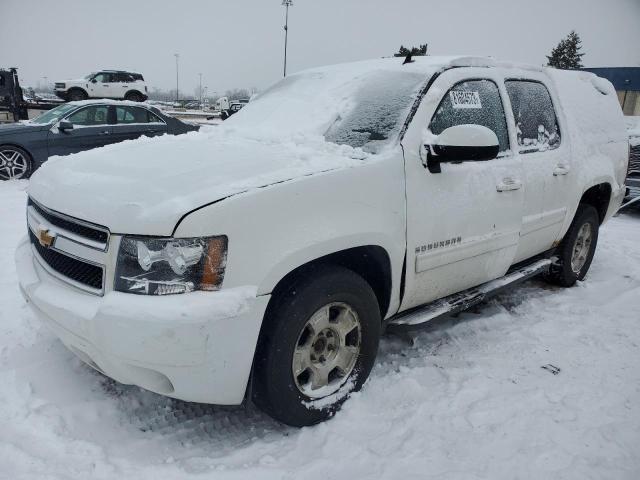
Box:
1;180;639;480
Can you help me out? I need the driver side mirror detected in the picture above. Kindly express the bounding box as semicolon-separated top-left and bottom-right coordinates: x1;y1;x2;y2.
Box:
58;120;74;132
422;124;499;174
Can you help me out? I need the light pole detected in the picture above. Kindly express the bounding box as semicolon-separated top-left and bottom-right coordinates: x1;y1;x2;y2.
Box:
174;53;180;104
199;73;203;107
282;0;293;77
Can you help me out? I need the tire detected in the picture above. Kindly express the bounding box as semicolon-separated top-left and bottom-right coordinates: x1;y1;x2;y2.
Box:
68;89;87;102
252;265;381;427
125;92;143;102
0;145;33;180
544;204;599;287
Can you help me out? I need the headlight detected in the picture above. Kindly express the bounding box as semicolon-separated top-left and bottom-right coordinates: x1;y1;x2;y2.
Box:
114;236;227;295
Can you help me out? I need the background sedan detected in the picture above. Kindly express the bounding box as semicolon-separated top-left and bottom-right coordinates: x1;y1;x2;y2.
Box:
0;101;200;180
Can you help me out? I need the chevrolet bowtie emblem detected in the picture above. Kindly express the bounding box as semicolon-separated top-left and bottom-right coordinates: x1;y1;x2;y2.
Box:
37;227;55;248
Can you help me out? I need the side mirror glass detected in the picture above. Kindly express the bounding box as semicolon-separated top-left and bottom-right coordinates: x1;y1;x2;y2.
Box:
59;120;74;132
422;124;499;173
91;78;98;83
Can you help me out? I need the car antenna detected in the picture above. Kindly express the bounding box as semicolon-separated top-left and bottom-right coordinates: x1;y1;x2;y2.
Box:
403;53;414;65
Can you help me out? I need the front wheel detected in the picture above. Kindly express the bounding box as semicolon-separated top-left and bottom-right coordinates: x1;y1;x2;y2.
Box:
545;204;600;287
0;146;32;180
68;89;87;102
252;265;381;427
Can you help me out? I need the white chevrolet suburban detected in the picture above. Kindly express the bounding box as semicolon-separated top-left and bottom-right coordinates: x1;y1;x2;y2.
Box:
54;70;148;102
17;56;628;427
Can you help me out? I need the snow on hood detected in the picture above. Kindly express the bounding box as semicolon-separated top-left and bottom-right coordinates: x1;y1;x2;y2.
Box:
28;56;499;235
28;128;369;235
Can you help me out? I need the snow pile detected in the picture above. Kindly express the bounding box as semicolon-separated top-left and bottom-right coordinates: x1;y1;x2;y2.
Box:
1;180;640;479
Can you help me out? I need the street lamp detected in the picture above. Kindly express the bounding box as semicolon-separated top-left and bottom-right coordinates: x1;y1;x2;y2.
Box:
282;0;293;77
199;73;203;106
174;53;180;104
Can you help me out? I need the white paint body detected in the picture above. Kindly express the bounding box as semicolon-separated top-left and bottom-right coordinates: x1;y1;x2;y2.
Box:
18;57;628;405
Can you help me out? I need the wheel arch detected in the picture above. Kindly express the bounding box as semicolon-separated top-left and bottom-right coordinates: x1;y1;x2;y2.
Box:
579;182;612;224
67;86;88;96
264;245;393;323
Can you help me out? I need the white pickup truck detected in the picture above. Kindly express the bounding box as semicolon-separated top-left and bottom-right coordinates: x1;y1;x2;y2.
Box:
17;56;628;427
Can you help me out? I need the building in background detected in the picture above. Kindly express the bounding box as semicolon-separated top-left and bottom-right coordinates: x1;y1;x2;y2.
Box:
583;67;640;116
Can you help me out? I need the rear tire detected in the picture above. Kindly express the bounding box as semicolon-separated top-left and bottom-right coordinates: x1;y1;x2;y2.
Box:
252;265;381;427
544;204;599;287
125;92;144;102
0;145;33;180
68;89;87;102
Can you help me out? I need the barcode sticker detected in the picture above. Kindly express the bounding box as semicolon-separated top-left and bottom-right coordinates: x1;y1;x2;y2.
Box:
450;91;482;109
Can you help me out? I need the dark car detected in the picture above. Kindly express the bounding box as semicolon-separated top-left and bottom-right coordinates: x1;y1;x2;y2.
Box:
0;101;199;180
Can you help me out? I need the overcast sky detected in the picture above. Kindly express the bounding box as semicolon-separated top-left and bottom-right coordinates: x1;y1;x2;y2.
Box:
2;0;639;97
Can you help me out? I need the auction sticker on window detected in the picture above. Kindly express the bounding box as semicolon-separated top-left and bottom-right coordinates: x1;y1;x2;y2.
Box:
450;90;482;109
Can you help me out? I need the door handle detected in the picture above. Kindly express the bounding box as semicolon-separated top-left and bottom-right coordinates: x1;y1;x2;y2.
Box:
496;178;522;192
553;164;570;176
98;131;110;135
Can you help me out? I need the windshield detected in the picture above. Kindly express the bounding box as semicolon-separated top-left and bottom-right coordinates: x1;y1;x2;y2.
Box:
31;104;79;124
231;66;428;154
84;73;95;80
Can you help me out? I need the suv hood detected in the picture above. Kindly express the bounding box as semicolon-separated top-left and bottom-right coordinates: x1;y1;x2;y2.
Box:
28;128;367;235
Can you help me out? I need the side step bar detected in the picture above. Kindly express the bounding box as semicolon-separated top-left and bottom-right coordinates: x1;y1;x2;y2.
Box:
387;258;553;333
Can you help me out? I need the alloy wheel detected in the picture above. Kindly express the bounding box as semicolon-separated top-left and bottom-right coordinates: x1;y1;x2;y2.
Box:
570;222;593;273
292;302;362;398
0;149;29;180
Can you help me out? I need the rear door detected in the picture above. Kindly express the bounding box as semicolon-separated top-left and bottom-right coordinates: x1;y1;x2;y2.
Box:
504;78;570;262
401;68;524;309
111;105;168;144
47;105;113;156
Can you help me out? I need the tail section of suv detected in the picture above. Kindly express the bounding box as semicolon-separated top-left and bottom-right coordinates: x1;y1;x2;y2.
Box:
54;70;148;102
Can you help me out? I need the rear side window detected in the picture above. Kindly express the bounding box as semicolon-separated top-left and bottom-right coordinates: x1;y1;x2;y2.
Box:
116;106;162;124
429;79;510;153
505;80;561;153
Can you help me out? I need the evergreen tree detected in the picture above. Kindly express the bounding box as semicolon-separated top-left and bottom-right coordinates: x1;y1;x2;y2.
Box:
394;44;428;57
546;31;585;69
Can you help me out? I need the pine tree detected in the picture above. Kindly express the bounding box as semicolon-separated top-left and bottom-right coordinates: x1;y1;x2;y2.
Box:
546;31;585;69
394;44;428;57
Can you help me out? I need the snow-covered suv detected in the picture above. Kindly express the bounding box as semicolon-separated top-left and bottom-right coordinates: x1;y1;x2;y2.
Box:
54;70;148;102
17;56;628;427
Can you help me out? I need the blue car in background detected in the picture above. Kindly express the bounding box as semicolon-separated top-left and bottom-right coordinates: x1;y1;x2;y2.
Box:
0;101;199;180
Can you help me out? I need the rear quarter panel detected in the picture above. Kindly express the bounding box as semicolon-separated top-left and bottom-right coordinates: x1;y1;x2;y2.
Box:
546;69;628;230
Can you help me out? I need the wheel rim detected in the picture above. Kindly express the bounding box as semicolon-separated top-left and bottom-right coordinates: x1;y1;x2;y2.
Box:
570;222;593;273
0;149;28;180
292;302;362;398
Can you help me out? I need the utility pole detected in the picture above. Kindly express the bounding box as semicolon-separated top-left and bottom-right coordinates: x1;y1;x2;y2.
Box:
282;0;293;77
174;53;180;104
199;73;203;107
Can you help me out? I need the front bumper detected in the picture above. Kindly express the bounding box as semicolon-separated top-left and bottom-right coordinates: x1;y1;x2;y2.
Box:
15;237;270;405
54;90;68;101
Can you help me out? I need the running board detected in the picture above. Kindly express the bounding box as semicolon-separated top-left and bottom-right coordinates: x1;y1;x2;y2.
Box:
387;258;553;333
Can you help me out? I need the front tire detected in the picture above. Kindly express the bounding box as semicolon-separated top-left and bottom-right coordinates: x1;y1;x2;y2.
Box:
545;204;600;287
0;146;32;180
252;265;381;427
68;89;87;102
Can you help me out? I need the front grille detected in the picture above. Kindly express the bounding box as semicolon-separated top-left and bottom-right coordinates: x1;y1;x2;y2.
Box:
29;229;103;291
28;198;108;244
54;83;65;89
629;144;640;176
